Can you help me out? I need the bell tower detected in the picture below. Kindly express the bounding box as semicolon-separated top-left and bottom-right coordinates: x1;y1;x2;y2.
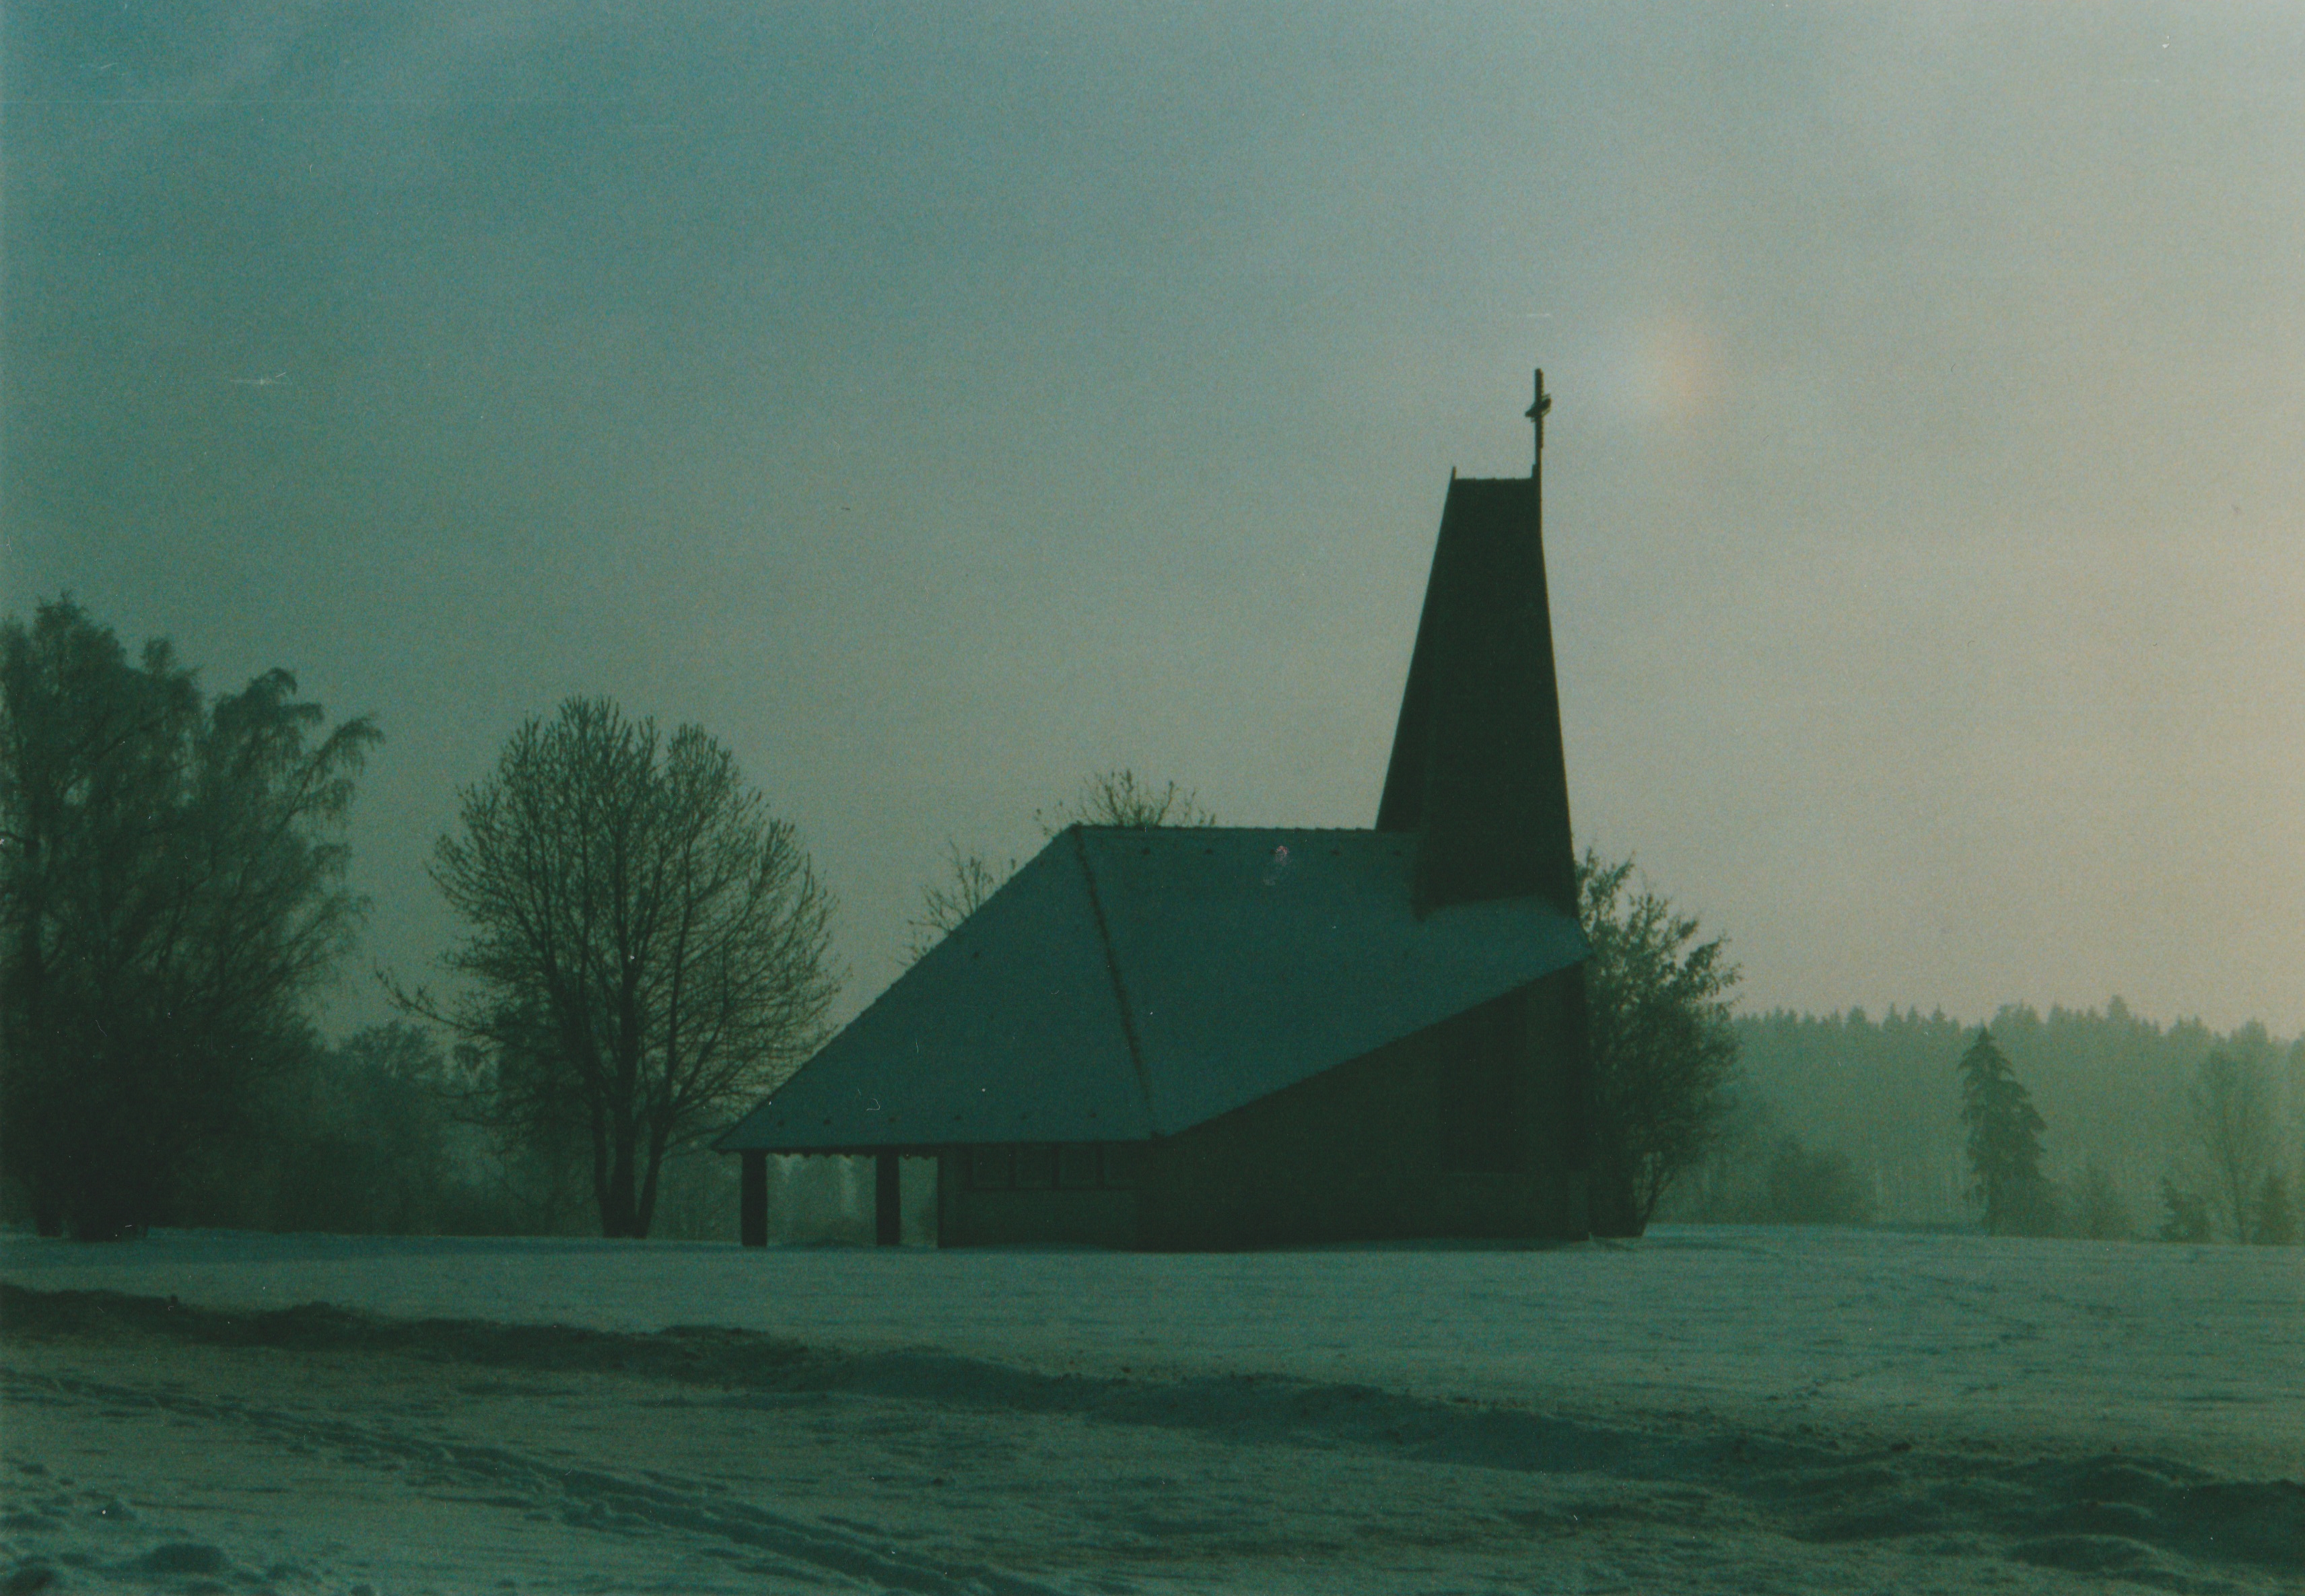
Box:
1375;371;1576;917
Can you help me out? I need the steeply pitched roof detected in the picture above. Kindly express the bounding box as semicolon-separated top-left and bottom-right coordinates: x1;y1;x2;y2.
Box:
1376;475;1577;915
717;825;1586;1152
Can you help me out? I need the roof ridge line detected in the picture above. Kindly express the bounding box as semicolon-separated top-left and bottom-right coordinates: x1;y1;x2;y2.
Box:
1070;827;1159;1131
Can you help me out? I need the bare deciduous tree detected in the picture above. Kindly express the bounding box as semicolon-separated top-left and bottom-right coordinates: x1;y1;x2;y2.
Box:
903;842;1016;964
903;768;1216;966
1035;767;1218;833
2184;1051;2276;1243
399;697;837;1239
2069;1158;2135;1241
1579;851;1741;1237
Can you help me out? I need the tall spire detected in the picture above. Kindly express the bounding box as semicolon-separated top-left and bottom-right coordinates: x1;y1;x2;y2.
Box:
1524;368;1550;474
1374;375;1575;915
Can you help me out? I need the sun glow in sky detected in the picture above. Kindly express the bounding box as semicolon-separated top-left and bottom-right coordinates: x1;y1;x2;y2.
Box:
7;3;2302;1035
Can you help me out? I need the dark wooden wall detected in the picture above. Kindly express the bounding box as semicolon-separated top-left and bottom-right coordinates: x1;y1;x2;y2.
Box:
934;968;1589;1249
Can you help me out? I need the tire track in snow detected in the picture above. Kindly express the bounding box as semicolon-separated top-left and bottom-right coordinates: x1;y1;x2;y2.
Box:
6;1285;2299;1587
0;1366;1072;1596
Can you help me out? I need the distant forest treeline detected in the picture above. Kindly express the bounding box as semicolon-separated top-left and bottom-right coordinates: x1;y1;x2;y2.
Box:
1696;1001;2305;1226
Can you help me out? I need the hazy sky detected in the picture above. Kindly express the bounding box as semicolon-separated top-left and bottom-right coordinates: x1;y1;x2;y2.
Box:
8;3;2302;1039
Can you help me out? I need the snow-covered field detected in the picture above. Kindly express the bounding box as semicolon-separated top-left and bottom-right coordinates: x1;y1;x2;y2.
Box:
1;1224;2298;1593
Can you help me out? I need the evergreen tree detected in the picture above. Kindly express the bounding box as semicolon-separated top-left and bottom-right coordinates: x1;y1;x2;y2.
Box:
1732;1002;2296;1228
1956;1029;2057;1235
2157;1179;2211;1243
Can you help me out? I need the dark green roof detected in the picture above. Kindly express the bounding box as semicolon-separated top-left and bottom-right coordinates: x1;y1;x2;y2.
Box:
717;824;1585;1152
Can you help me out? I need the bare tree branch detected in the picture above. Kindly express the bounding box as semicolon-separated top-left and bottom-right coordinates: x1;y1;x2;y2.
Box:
403;697;839;1239
1578;849;1742;1237
1;598;376;1239
1034;767;1218;835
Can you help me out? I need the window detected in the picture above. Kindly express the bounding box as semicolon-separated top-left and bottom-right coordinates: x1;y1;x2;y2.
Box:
969;1142;1140;1191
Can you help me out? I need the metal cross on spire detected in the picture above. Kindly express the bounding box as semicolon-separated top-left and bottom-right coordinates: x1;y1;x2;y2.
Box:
1524;368;1551;473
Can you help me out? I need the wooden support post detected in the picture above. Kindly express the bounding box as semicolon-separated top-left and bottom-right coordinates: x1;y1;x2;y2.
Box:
740;1152;767;1248
935;1148;957;1249
875;1149;901;1246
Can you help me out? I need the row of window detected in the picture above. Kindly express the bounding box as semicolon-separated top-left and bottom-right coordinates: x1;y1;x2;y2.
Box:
968;1142;1140;1191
